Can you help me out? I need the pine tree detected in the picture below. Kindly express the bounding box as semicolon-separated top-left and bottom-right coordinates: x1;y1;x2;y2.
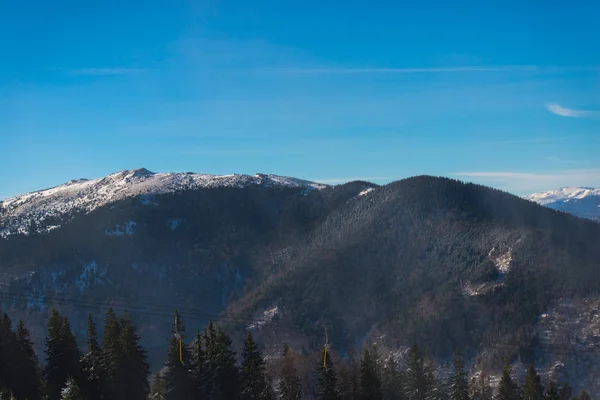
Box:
424;356;445;400
495;360;519;400
80;314;103;400
338;351;361;400
240;331;272;400
557;384;571;400
100;308;121;397
360;346;382;400
544;381;558;400
382;355;403;400
469;373;491;400
573;391;591;400
278;344;301;400
100;309;149;400
12;320;42;400
0;313;14;392
150;373;167;400
45;310;82;400
190;330;206;398
316;347;339;400
113;314;150;400
522;365;543;400
404;345;428;400
450;350;469;400
60;376;84;400
204;325;240;400
164;310;195;400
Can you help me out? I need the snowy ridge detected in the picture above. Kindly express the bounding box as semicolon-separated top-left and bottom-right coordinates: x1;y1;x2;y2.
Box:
0;168;326;237
525;186;600;205
525;186;600;222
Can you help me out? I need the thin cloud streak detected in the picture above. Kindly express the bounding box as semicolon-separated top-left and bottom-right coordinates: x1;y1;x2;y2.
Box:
544;156;580;165
545;103;598;118
269;65;541;74
266;65;600;75
64;68;147;76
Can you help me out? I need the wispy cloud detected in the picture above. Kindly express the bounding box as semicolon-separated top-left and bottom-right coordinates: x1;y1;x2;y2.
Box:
268;65;540;75
314;177;392;184
266;65;600;75
545;103;598;118
451;169;600;194
544;156;580;165
63;68;147;76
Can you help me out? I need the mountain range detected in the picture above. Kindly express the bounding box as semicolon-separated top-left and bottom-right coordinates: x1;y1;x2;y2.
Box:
526;187;600;222
1;169;599;393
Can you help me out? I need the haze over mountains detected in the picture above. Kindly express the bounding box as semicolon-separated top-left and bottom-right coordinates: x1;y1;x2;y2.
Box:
1;169;599;393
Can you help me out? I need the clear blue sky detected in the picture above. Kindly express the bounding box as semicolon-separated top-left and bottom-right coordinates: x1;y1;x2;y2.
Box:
2;0;599;198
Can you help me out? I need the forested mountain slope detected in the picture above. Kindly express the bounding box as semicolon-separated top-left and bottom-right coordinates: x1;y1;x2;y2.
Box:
0;172;599;391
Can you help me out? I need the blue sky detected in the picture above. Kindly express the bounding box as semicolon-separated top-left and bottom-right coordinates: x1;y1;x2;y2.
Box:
1;0;599;198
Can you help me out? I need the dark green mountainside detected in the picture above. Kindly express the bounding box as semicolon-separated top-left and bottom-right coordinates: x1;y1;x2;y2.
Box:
0;176;599;373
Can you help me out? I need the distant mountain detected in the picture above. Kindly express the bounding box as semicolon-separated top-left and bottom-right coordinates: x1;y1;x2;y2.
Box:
0;168;325;237
1;171;599;392
525;187;600;221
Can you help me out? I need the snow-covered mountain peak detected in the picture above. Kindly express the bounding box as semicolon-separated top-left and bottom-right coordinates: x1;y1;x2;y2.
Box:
525;186;600;222
526;186;600;205
0;169;326;237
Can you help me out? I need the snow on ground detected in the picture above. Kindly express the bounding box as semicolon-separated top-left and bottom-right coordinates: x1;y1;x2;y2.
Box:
75;261;108;293
105;220;136;236
358;188;375;196
0;168;327;237
463;243;519;297
525;187;600;206
247;305;280;330
167;219;182;231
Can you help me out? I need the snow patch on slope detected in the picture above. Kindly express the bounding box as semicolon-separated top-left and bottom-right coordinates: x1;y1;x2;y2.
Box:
75;261;108;293
463;243;519;297
358;188;375;197
105;220;136;236
247;305;280;330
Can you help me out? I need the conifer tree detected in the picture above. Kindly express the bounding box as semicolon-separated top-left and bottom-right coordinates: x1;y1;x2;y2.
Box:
522;365;543;400
100;309;149;400
573;391;591;400
278;344;302;400
315;347;339;400
360;346;382;400
204;324;239;400
45;310;81;400
12;320;42;400
164;310;195;400
61;376;84;400
382;355;403;400
424;356;445;400
80;314;103;400
190;329;206;398
100;307;121;393
203;322;218;399
495;360;519;400
544;381;558;400
404;345;428;400
113;314;150;400
450;350;469;400
240;331;272;400
151;373;167;400
469;373;491;400
557;384;572;400
0;313;13;392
